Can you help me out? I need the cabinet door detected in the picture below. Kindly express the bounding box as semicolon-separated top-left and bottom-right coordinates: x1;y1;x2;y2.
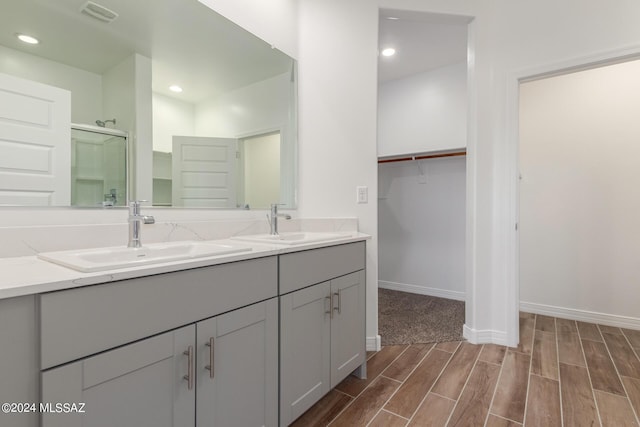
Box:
197;298;278;427
41;325;195;427
330;271;366;388
280;282;332;426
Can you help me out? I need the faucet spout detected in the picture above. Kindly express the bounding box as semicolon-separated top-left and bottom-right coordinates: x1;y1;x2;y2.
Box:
269;203;291;235
128;201;155;248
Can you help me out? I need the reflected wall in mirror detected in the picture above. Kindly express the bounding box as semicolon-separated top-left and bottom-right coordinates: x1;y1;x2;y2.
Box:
0;0;297;208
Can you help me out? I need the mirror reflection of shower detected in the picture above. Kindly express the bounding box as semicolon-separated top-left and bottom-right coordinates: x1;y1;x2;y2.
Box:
96;118;116;128
71;124;128;207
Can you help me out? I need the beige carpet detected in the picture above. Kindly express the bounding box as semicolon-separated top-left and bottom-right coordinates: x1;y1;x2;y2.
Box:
378;288;465;346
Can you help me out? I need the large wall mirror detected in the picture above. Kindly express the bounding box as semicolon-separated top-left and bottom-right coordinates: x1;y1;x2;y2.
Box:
0;0;297;209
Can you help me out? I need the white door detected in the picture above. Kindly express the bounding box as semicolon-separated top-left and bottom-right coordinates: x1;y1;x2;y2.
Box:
0;73;71;205
172;136;237;207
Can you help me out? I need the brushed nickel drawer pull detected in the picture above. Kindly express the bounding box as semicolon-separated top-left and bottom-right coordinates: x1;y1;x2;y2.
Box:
183;345;194;390
205;337;215;379
325;295;333;318
333;290;342;315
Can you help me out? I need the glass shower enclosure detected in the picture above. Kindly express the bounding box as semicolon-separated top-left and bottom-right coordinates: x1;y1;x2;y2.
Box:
71;124;128;207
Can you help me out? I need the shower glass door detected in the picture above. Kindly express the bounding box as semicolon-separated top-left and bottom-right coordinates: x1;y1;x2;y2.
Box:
71;125;127;207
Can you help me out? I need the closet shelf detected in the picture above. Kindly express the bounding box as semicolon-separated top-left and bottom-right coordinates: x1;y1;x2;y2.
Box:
378;150;466;164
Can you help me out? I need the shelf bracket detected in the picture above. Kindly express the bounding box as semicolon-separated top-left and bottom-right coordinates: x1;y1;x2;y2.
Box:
414;157;427;184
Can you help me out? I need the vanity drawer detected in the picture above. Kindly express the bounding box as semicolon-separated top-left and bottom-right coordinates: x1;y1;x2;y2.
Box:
279;242;365;294
40;256;277;370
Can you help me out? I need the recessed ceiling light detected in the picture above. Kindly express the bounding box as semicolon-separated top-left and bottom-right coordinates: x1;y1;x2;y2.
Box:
386;17;399;20
381;48;396;57
16;34;39;45
169;85;183;93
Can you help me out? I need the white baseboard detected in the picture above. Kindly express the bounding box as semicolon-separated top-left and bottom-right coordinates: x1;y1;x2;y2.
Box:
378;280;466;301
520;301;640;330
463;325;509;345
366;335;381;351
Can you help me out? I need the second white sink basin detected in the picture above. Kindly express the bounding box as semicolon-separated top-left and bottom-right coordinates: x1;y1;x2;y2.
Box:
233;232;346;245
38;241;252;272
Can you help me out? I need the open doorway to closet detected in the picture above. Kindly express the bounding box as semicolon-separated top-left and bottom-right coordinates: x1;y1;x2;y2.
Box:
377;10;471;346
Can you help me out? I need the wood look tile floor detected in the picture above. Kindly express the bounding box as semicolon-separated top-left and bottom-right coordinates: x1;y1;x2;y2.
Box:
292;313;640;426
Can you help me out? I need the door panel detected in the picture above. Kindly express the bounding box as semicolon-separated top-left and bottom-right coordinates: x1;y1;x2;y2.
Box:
41;325;195;427
172;136;237;207
197;298;278;427
330;271;366;388
0;73;71;205
280;282;331;426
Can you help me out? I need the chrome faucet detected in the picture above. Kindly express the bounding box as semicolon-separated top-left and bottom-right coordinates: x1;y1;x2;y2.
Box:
268;203;291;235
128;201;155;248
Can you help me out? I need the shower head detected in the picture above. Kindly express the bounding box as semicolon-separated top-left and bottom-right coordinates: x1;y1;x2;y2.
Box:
96;118;116;127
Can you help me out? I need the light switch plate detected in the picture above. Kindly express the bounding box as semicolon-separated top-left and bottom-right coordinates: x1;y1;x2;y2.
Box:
357;186;368;204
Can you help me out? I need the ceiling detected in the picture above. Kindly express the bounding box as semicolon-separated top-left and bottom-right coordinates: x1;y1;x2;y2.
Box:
0;0;292;103
378;9;469;83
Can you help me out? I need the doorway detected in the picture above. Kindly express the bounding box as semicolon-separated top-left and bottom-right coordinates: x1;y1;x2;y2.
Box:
376;10;471;346
237;131;281;209
518;57;640;329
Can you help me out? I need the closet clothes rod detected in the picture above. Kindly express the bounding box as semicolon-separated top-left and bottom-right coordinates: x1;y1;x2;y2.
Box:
377;150;466;164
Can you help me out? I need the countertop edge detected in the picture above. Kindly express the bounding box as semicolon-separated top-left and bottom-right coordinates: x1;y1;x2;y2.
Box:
0;234;371;300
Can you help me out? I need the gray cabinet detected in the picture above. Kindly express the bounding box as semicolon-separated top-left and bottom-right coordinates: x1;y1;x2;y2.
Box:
279;243;366;427
39;257;278;427
39;257;277;370
3;241;367;427
196;298;278;427
41;298;278;427
330;271;366;387
42;325;195;427
280;282;332;424
0;296;39;427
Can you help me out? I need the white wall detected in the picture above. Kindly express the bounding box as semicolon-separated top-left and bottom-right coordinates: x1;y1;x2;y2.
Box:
152;93;196;153
195;72;291;137
378;62;467;157
298;0;640;346
102;56;136;136
297;0;380;346
378;157;466;300
475;0;640;343
195;72;296;206
102;54;154;202
519;59;640;326
0;45;102;124
197;0;298;58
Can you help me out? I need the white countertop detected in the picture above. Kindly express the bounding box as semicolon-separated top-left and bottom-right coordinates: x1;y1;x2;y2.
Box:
0;233;370;300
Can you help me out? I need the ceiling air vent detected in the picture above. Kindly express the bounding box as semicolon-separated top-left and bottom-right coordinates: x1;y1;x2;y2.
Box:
80;1;119;23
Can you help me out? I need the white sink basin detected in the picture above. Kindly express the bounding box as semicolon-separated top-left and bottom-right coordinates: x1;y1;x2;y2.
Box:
38;241;252;272
233;232;347;245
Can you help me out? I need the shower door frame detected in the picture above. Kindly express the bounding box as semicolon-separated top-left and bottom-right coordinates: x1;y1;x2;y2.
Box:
71;123;130;207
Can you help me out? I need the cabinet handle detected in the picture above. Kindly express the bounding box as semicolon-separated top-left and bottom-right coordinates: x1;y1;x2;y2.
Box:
325;295;333;319
333;290;342;315
205;337;215;379
183;345;194;390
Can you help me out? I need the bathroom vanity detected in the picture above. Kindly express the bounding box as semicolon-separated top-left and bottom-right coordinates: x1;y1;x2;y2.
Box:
0;237;367;427
279;243;366;426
